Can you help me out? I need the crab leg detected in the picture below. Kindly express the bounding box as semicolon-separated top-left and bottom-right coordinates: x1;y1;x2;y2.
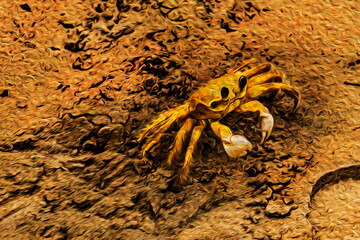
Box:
210;121;252;158
141;116;184;157
241;63;271;79
237;100;274;144
178;120;206;185
246;83;300;111
138;103;189;143
167;118;196;167
140;104;190;157
247;70;284;88
228;58;256;74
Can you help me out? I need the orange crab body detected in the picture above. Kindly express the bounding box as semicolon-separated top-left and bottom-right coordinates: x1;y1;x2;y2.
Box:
138;59;300;185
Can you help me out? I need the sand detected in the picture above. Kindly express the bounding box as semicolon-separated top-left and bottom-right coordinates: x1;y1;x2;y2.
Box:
1;0;360;239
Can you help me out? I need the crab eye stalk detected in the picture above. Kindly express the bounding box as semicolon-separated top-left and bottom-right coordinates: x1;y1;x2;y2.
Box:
239;75;247;91
221;87;229;99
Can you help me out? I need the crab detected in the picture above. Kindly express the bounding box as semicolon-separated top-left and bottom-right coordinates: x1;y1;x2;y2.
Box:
138;59;300;185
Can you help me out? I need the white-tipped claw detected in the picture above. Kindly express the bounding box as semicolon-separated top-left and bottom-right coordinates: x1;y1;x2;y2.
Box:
260;113;274;144
223;135;252;158
210;122;252;158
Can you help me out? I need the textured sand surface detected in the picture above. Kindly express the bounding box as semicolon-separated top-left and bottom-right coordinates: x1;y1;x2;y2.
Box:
1;0;360;239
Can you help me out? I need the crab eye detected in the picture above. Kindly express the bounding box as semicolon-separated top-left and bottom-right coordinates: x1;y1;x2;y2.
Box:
239;76;247;91
221;87;229;99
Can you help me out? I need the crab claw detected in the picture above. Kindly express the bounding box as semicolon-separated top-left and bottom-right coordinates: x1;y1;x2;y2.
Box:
260;112;274;144
223;135;253;158
210;122;252;158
